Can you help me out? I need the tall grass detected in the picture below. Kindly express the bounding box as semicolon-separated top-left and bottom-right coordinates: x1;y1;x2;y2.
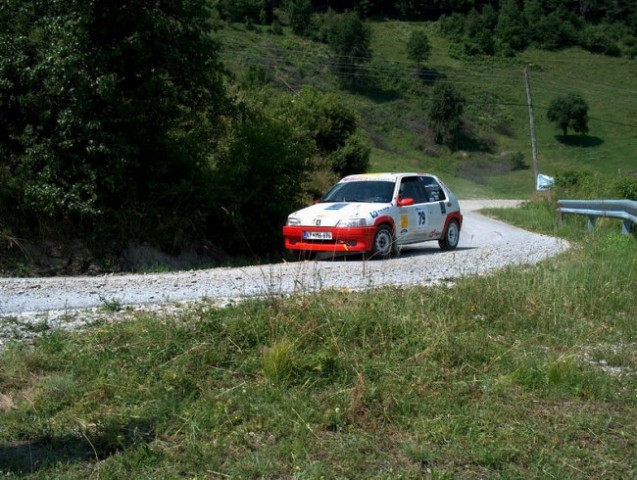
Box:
1;203;635;478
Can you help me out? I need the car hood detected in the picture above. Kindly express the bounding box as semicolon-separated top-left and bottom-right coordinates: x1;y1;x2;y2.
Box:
289;202;390;227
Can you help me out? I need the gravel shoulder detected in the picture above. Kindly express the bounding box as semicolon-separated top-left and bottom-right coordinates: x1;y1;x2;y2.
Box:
0;200;570;350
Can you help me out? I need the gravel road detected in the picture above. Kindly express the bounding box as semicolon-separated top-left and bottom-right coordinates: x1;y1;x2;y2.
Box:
0;200;570;349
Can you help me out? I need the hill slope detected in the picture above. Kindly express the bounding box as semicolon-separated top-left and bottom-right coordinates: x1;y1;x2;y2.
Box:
218;19;637;199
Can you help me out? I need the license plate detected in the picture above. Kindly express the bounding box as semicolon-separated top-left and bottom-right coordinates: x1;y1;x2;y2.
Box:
304;231;332;240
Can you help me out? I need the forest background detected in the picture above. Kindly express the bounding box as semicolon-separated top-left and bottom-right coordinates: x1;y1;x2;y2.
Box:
1;0;636;273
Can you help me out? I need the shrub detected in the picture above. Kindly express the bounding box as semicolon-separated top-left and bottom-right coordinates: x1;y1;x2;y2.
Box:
214;0;273;25
406;29;432;66
427;82;466;148
553;170;616;199
210;104;313;256
242;64;270;89
615;176;637;200
580;24;622;56
330;130;371;177
554;170;592;188
285;0;312;36
317;10;372;85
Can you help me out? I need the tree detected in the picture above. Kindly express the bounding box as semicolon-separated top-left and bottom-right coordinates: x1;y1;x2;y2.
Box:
406;29;432;66
0;0;227;248
427;82;465;148
215;0;274;24
495;0;528;52
211;104;313;256
289;86;368;176
286;0;313;36
330;130;371;177
547;93;590;136
320;11;372;85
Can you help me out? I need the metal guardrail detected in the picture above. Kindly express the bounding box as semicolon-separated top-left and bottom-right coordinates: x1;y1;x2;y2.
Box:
557;199;637;235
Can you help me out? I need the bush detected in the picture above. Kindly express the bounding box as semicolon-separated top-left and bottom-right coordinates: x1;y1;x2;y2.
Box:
439;13;465;40
291;87;358;155
317;10;372;85
406;30;432;65
552;170;617;199
330;130;371;178
580;24;622;56
214;0;273;25
286;0;312;36
210;104;313;256
554;170;592;188
427;82;466;148
615;176;637;200
242;64;270;89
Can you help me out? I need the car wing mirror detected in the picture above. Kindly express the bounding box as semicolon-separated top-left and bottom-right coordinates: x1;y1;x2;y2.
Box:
397;197;414;206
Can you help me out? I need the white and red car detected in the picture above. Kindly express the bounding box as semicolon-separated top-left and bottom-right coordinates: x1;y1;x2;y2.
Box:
283;172;463;258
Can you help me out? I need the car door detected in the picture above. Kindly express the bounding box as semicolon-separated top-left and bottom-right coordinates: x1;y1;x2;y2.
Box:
397;176;430;244
420;176;447;239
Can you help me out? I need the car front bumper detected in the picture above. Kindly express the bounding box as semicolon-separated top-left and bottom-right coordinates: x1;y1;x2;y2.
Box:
282;225;377;253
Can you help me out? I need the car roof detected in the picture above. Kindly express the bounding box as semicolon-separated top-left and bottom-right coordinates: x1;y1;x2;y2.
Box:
340;172;435;183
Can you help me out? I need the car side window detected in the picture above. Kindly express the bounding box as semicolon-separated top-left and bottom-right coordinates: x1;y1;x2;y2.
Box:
420;176;446;202
399;177;427;204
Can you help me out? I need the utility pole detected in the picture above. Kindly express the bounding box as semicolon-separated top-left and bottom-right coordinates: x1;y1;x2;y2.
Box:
524;68;539;184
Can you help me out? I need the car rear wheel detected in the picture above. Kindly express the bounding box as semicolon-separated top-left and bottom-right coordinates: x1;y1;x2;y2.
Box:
438;219;460;251
370;225;396;259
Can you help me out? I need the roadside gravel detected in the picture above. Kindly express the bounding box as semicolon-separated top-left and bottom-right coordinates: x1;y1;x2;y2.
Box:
0;200;570;350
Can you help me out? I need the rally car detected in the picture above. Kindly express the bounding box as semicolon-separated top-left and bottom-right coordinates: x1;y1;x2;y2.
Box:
282;172;463;259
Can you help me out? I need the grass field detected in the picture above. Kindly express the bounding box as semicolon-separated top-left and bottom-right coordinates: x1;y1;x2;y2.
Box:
1;201;636;478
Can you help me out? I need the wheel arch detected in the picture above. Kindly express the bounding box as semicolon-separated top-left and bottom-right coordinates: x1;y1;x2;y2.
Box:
442;212;463;235
373;215;396;231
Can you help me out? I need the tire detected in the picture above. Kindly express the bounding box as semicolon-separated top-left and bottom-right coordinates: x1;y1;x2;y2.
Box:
438;219;460;251
370;225;396;259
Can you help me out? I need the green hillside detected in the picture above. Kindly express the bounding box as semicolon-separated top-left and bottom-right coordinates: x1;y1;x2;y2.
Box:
219;19;637;199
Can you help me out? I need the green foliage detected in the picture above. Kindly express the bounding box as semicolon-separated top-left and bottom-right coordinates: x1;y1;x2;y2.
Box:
0;0;227;250
289;86;369;179
242;64;270;89
551;170;635;201
330;130;371;177
437;0;631;58
547;93;590;137
406;29;432;65
495;0;528;52
615;176;637;200
553;170;599;199
579;24;623;56
210;103;313;256
285;0;313;36
262;338;296;382
427;82;465;148
212;0;274;24
292;87;358;154
318;10;372;85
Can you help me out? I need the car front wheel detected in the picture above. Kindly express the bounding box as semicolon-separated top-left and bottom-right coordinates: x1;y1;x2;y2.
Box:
370;225;396;259
438;219;460;251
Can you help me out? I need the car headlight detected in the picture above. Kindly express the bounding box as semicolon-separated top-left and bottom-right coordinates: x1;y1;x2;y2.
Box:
287;217;301;226
336;218;367;228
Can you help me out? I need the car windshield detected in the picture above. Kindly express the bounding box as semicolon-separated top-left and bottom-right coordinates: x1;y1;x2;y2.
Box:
321;180;395;203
